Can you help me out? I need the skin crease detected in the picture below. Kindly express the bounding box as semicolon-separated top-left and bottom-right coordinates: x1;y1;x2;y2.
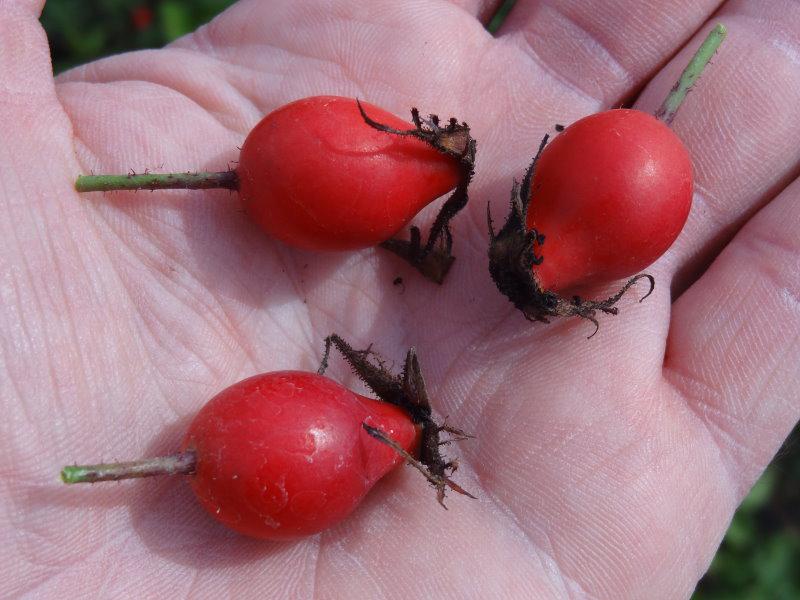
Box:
238;96;461;251
1;0;798;598
182;371;419;541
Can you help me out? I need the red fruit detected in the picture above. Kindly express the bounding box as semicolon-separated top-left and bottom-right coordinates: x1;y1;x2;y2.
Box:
61;337;473;536
490;26;723;331
73;96;474;282
238;96;461;251
527;109;693;293
182;371;418;540
130;6;153;31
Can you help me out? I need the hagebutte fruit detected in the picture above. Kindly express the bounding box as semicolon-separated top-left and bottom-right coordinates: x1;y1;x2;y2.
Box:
488;25;727;334
527;109;693;293
60;335;474;540
238;96;461;251
182;371;418;540
74;96;476;283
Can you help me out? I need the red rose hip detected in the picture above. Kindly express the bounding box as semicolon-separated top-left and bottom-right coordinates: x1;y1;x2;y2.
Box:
183;371;418;540
73;96;476;282
238;96;461;251
527;109;693;293
488;25;726;333
60;335;474;540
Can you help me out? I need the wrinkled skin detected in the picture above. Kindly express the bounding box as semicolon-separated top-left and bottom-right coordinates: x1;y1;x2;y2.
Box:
1;1;798;598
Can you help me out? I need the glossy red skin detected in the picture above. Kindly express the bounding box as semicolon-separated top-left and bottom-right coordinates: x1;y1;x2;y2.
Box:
238;95;461;251
181;371;418;540
527;109;693;293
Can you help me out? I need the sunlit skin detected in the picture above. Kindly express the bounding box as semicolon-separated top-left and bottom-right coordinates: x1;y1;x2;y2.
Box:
2;1;799;598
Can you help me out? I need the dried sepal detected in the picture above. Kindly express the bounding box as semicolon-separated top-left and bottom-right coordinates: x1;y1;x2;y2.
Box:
320;333;474;506
358;100;477;284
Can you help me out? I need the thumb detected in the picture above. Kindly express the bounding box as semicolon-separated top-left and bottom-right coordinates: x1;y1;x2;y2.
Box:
0;0;75;178
1;0;54;99
0;0;86;403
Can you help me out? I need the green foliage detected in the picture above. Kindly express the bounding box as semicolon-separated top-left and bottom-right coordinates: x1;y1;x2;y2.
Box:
693;426;800;599
38;2;799;597
41;0;237;73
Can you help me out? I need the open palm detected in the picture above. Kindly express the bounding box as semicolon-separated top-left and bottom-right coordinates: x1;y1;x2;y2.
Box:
3;0;798;597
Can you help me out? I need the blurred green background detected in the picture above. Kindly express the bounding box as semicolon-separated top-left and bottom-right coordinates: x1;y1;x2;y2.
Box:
39;1;799;597
42;0;234;73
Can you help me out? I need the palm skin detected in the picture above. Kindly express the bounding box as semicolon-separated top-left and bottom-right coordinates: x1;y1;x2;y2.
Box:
2;0;798;597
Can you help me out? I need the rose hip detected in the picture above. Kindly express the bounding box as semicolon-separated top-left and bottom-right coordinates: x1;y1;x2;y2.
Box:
60;335;473;540
74;96;476;283
488;25;726;335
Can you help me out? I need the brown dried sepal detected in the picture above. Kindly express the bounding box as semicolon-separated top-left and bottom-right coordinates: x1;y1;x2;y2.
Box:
358;100;477;284
487;135;655;338
319;334;475;507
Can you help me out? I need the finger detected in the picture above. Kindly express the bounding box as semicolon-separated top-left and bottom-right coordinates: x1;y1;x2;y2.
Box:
0;3;76;193
1;1;54;102
165;0;495;119
5;0;45;15
0;0;80;214
664;174;800;498
0;1;111;589
633;4;800;293
495;0;723;105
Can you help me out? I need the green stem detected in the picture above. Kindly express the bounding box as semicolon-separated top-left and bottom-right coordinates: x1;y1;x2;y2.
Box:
75;171;239;193
61;451;196;484
655;24;727;125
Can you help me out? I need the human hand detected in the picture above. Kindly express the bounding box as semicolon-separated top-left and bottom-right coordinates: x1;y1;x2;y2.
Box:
2;0;798;597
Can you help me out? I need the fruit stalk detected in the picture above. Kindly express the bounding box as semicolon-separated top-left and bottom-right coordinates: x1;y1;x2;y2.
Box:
656;24;727;125
61;451;196;484
75;171;238;192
